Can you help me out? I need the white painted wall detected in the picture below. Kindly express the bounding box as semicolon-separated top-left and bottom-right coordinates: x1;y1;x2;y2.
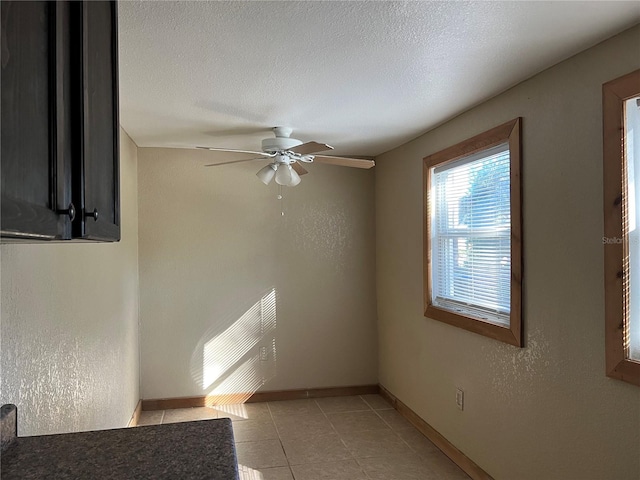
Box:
138;148;377;400
0;130;140;436
376;26;640;480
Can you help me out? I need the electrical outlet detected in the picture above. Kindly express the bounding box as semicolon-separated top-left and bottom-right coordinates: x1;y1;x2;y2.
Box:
259;346;268;361
456;388;464;411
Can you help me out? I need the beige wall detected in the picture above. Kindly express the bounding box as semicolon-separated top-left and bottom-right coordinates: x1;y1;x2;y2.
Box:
0;130;140;436
376;26;640;480
138;148;377;400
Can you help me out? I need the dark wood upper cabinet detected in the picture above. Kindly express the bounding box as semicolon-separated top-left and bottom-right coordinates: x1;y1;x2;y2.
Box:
74;1;120;241
1;1;68;240
1;1;120;242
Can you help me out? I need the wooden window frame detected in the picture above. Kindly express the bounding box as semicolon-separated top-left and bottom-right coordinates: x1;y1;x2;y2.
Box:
603;69;640;386
423;118;523;347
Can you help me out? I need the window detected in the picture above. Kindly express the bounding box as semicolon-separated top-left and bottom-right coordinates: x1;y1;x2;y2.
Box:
603;69;640;386
424;118;522;346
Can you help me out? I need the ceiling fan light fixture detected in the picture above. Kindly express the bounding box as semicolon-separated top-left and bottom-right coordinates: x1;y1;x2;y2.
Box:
274;164;301;187
288;167;301;186
256;163;277;185
275;164;293;186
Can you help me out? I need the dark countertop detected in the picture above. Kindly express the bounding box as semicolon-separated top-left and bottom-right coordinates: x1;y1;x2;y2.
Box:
0;405;239;480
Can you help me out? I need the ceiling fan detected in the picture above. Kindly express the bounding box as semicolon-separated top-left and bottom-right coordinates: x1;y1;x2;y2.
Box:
196;127;375;187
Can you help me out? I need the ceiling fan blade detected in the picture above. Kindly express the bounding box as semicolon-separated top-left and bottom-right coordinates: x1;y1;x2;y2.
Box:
312;155;375;169
196;146;275;158
204;157;267;167
288;141;333;155
291;162;309;176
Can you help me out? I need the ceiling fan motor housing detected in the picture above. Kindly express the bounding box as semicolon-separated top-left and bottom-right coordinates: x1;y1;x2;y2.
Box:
262;127;302;153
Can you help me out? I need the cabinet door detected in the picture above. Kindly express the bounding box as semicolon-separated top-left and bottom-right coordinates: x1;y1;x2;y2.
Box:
73;1;120;241
1;1;72;240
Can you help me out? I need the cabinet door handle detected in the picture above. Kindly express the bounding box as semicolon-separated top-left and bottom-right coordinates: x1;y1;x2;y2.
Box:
57;203;76;222
85;208;99;222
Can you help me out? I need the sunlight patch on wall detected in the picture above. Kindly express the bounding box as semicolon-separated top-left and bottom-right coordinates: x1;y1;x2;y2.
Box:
204;348;276;406
200;288;277;390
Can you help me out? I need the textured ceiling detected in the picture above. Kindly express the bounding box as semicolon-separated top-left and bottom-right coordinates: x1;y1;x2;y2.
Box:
118;1;640;157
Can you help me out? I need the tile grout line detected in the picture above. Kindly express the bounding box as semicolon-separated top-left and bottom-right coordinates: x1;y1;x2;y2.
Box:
362;397;422;457
275;397;377;476
314;397;358;465
266;400;295;474
371;407;459;475
348;397;375;479
370;405;414;448
321;396;376;479
319;397;367;477
356;396;433;479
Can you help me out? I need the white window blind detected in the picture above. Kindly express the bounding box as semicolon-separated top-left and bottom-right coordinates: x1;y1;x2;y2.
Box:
625;97;639;361
430;143;511;326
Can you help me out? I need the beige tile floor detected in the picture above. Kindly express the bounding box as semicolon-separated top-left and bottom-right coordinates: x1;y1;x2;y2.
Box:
137;394;471;480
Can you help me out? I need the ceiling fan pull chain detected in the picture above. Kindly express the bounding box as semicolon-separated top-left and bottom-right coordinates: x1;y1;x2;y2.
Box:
277;184;285;217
